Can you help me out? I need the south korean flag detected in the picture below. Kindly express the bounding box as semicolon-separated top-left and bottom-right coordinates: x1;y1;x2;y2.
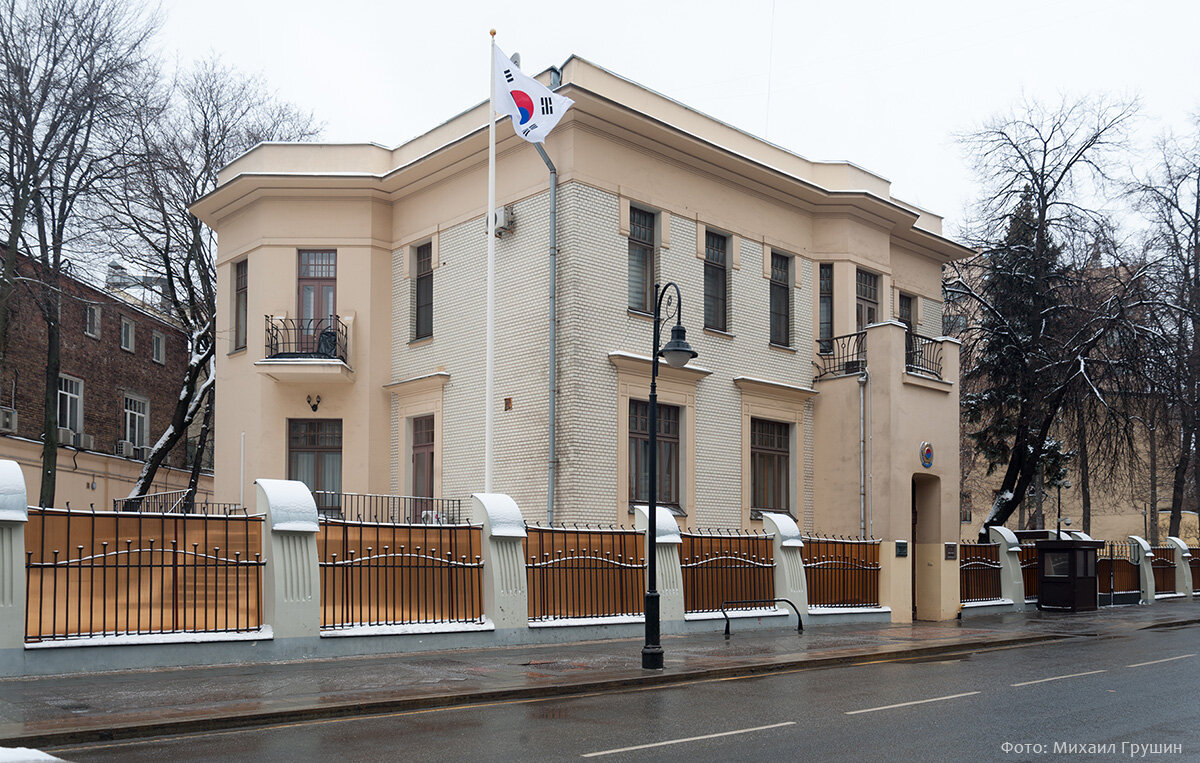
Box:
492;45;574;144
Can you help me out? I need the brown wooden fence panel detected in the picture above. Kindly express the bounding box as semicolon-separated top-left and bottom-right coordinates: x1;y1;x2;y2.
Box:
680;531;774;613
1098;541;1140;595
1151;545;1176;594
317;520;483;629
959;542;1002;602
1191;548;1199;593
1018;544;1038;600
25;507;262;642
801;537;880;607
525;526;645;621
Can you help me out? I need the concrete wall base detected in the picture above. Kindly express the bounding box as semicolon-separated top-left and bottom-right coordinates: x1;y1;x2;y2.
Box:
960;599;1019;618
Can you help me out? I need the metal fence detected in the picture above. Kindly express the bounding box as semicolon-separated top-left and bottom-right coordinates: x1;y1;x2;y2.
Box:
679;529;774;613
958;541;1002;603
1018;543;1039;601
524;525;645;621
1151;544;1176;594
264;315;349;363
1191;547;1199;593
312;492;463;524
317;517;483;630
905;333;943;379
113;490;242;515
25;506;263;642
1098;541;1140;601
800;536;880;608
814;332;867;378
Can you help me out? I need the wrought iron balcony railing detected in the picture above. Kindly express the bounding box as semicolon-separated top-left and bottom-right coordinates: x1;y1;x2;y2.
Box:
264;316;349;364
905;333;943;379
814;332;866;378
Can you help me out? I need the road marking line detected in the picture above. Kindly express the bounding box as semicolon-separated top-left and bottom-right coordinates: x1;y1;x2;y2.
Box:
1127;653;1195;668
1011;669;1106;687
581;722;796;757
844;691;980;715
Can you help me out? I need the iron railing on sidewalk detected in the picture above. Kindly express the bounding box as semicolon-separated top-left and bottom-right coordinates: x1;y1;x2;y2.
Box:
814;332;867;379
312;492;463;524
958;541;1002;602
679;529;774;613
905;333;943;379
524;524;645;621
317;517;483;630
25;505;263;642
800;535;880;608
264;315;349;364
113;490;243;515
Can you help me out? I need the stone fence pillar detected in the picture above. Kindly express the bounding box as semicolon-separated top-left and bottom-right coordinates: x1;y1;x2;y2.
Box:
1129;535;1155;605
988;525;1028;611
1165;537;1193;600
760;512;809;625
470;493;529;635
0;461;27;668
257;479;321;640
633;506;684;629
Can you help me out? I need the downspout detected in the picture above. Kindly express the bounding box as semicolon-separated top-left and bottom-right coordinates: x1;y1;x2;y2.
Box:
858;372;867;537
533;141;557;524
867;369;874;538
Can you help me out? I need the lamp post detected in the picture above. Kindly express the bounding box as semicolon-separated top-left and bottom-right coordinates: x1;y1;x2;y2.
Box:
643;282;697;670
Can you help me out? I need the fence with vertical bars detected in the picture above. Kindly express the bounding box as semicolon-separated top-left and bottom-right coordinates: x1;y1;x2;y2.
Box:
25;506;262;642
679;529;774;613
1098;540;1140;598
800;536;880;608
1018;543;1039;601
524;525;645;621
1150;544;1176;594
958;541;1002;602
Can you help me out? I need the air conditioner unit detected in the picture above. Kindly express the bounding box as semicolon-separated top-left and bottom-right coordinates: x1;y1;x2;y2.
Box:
133;446;149;461
57;427;74;445
75;432;94;450
491;205;515;238
116;440;135;458
0;407;15;433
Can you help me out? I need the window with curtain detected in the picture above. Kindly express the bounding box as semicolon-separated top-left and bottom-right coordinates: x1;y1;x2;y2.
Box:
704;230;728;331
289;419;343;512
629;400;680;512
628;207;655;312
751;418;790;513
818;263;833;353
769;252;791;346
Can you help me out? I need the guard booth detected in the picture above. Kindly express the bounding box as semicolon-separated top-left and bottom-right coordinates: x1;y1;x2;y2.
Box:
1036;539;1104;611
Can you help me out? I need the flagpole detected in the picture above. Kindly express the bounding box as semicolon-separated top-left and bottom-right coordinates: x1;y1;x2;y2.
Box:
485;30;497;493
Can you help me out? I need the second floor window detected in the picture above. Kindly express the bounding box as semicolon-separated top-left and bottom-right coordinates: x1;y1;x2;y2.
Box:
413;243;433;340
85;305;101;339
704;231;728;332
856;269;879;331
629;400;680;511
124;395;148;447
819;263;833;352
57;376;82;433
233;260;247;351
628;207;655;313
152;331;165;364
769;252;791;346
120;317;135;352
898;293;915;332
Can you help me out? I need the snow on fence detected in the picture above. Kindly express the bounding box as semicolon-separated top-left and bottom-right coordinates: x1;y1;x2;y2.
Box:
25;506;263;642
679;528;774;614
524;524;645;621
801;536;881;608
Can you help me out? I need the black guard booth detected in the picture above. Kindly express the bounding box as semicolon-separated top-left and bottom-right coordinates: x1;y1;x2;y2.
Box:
1035;539;1104;612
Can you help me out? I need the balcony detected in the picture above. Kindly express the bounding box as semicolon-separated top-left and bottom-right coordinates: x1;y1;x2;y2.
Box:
904;333;943;379
254;315;354;383
814;331;867;379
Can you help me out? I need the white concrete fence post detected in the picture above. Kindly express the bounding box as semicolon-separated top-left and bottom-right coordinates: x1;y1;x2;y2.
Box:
1165;537;1193;600
0;461;28;668
988;525;1028;611
1129;535;1155;605
760;512;810;626
633;506;684;630
470;493;530;636
257;479;321;641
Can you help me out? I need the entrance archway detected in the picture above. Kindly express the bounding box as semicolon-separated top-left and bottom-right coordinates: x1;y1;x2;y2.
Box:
911;473;942;620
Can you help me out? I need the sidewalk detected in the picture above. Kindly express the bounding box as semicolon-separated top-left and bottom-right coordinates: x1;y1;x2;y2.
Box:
2;601;1197;748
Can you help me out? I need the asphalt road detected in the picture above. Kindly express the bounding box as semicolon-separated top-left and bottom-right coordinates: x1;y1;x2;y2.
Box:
42;623;1200;762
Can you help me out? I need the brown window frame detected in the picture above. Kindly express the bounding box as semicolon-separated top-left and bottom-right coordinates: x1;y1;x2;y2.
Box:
628;207;655;313
818;263;833;353
628;399;681;513
769;252;791;346
411;414;434;498
704;230;728;332
413;243;433;340
856;269;879;331
233;260;247;351
750;418;790;514
288;419;343;512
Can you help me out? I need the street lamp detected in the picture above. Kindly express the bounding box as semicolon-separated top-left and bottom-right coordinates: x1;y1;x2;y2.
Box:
643;282;697;670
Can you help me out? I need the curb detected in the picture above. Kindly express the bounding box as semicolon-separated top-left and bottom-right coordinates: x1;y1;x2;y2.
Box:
10;632;1066;749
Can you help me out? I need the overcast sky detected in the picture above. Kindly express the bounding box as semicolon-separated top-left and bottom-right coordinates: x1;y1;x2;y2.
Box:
161;0;1199;236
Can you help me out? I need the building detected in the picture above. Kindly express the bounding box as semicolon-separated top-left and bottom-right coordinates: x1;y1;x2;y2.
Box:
0;254;213;507
193;56;972;619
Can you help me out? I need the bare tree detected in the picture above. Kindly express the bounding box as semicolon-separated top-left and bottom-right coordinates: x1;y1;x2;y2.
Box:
0;0;158;506
105;56;318;501
951;96;1140;538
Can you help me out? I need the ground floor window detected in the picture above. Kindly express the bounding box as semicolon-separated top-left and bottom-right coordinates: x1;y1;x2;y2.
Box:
411;414;434;497
289;419;342;511
629;400;680;512
750;418;790;513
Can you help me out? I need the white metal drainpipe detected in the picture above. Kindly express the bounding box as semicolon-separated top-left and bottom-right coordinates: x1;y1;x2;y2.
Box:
858;371;868;537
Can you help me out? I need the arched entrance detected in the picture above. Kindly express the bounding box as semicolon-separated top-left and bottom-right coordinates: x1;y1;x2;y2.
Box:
911;473;942;620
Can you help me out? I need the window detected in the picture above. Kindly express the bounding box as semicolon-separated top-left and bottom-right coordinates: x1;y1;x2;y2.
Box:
151;331;165;364
769;252;791;346
298;250;336;351
856;270;879;331
704;230;728;331
818;263;833;353
57;376;83;433
288;419;343;513
629;400;680;512
412;415;434;497
628;207;655;313
898;293;915;332
124;395;148;446
413;243;433;340
120;317;135;352
233;260;247;351
750;418;790;513
84;305;101;339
